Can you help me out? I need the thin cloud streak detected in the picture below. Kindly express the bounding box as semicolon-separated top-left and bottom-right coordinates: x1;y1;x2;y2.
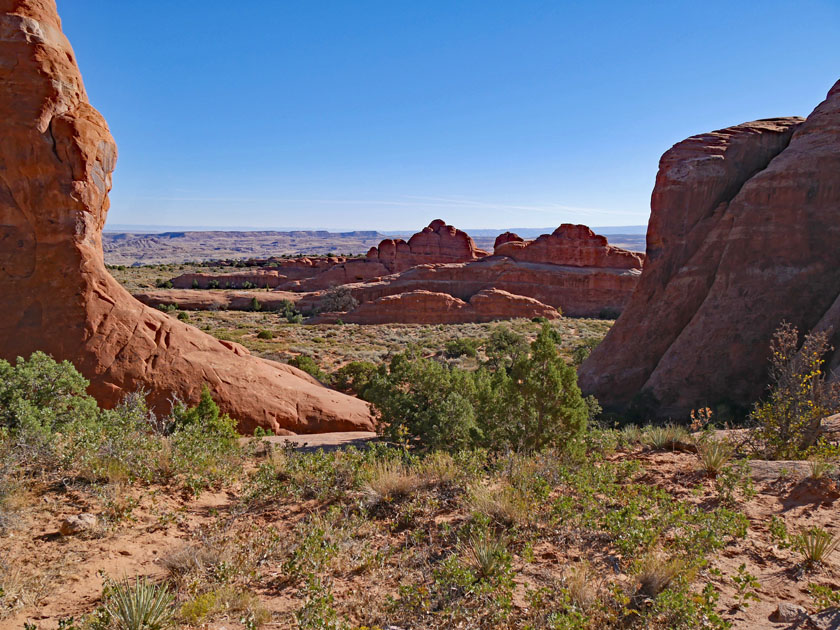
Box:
126;195;639;218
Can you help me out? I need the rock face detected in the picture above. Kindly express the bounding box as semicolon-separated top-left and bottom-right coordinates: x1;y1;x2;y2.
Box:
494;224;644;270
578;92;840;417
366;219;489;273
0;0;373;434
300;256;640;318
319;288;559;325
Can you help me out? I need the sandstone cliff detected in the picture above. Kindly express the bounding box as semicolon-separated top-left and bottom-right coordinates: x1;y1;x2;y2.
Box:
0;0;373;434
579;89;840;417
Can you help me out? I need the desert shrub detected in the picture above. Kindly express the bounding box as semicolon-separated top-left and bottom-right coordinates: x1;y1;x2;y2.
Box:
177;311;190;322
370;353;481;451
318;286;358;313
278;299;303;323
483;327;529;371
571;337;601;366
257;329;274;339
155;279;173;288
444;338;480;359
0;352;98;438
751;323;840;459
250;296;262;312
330;361;378;397
288;355;329;383
207;279;220;289
369;324;589;453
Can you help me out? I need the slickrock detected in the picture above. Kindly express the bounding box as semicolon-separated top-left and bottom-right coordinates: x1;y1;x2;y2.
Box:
0;0;373;434
578;91;840;417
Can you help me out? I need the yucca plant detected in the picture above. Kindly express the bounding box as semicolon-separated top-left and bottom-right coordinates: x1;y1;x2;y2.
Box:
620;424;642;446
808;458;836;480
104;577;174;630
794;527;840;566
458;531;510;581
697;439;734;476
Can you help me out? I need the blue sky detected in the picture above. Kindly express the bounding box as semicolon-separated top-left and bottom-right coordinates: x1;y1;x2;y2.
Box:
58;1;839;231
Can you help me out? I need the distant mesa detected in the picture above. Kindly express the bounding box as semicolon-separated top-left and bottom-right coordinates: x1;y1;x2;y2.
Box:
0;0;373;435
581;79;840;418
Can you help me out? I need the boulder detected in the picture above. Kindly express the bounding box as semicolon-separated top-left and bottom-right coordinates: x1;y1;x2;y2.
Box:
578;84;840;417
59;513;98;536
0;0;373;435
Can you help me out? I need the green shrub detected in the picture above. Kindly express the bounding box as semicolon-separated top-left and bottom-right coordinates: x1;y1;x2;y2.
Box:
369;323;590;453
751;323;840;459
288;356;329;383
444;338;480;359
483;327;529;371
331;361;378;396
0;352;98;438
257;330;274;340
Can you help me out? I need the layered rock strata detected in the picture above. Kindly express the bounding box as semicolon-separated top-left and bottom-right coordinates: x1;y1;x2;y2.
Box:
578;102;840;417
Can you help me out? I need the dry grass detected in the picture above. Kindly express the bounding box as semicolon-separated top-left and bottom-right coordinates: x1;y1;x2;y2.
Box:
635;555;685;600
467;483;530;528
362;460;424;508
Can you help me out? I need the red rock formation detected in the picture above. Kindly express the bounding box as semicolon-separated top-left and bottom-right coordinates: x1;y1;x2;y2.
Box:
579;106;832;417
286;259;390;291
296;256;639;318
0;0;372;434
366;219;489;273
493;231;524;249
318;289;559;325
494;224;644;269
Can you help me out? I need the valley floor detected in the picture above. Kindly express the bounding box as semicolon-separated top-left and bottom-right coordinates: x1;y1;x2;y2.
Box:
3;433;839;629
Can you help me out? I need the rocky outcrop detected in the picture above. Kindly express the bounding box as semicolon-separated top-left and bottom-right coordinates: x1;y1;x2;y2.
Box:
578;99;840;417
298;256;640;318
0;0;373;434
366;219;489;273
314;289;559;325
494;224;644;269
286;259;390;292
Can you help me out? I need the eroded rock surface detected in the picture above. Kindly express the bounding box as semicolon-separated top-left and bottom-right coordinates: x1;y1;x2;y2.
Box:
494;224;644;269
317;288;559;324
579;89;840;417
0;0;373;434
365;219;489;273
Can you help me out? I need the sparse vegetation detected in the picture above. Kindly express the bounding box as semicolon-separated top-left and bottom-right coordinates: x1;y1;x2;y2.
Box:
751;322;840;459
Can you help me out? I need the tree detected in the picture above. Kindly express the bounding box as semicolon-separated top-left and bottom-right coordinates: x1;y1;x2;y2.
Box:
503;323;589;451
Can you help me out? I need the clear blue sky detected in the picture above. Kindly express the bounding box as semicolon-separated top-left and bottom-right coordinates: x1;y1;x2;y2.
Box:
58;1;839;231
